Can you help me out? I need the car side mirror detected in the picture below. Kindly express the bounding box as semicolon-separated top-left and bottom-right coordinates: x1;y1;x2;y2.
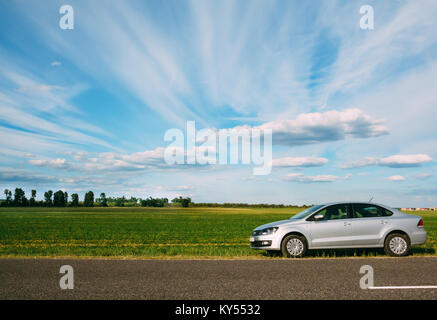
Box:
313;214;324;221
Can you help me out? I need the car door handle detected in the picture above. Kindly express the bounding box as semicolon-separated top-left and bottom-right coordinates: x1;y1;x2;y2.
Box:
381;220;388;224
344;222;351;226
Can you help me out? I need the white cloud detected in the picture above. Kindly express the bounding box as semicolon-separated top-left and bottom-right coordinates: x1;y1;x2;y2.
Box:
24;153;35;158
83;148;168;171
28;148;173;173
254;109;388;146
414;173;432;180
357;172;369;176
271;156;328;167
16;84;62;93
343;154;432;168
51;61;61;67
29;158;72;170
388;175;406;182
154;185;193;192
379;154;432;168
283;173;339;183
241;176;262;182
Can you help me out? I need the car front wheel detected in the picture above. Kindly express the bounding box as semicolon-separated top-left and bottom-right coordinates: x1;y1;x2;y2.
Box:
384;233;410;257
281;235;307;258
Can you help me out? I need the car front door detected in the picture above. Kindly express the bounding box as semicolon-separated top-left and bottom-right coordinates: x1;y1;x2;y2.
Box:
306;204;353;248
348;203;392;246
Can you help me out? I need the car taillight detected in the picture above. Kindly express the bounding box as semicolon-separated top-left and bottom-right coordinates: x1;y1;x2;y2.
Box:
417;218;424;228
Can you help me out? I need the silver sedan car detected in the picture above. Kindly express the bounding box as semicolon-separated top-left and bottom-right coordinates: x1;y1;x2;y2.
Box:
250;202;427;257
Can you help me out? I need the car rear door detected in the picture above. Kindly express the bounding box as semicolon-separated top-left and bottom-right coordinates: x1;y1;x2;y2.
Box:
348;203;391;246
307;204;354;248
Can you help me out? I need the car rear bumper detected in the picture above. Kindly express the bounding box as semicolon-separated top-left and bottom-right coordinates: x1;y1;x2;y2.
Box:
410;229;427;245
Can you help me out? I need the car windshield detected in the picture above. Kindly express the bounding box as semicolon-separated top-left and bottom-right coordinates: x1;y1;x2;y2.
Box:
290;205;324;220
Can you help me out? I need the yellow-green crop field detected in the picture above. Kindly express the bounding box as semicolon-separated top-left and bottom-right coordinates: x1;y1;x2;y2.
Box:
0;207;435;258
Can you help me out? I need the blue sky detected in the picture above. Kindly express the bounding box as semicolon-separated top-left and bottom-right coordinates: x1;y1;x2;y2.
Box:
0;0;436;206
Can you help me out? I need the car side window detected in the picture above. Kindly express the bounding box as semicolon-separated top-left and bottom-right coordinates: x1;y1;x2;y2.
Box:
314;204;349;221
353;204;391;218
382;208;394;217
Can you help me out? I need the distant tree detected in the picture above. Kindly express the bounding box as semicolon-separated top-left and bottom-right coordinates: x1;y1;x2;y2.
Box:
182;197;191;208
172;196;191;208
3;189;12;206
53;190;66;207
29;189;37;206
71;193;79;207
84;191;94;207
100;192;108;207
115;196;126;207
141;197;169;207
44;190;53;206
13;188;26;206
64;192;68;205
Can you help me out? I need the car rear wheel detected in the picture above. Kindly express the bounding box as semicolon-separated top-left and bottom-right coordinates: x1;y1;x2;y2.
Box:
384;233;410;257
281;235;307;258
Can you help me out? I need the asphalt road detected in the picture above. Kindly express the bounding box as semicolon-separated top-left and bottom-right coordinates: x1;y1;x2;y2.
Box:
0;257;436;299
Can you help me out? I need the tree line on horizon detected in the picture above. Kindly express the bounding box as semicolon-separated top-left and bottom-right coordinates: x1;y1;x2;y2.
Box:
1;188;192;208
1;188;310;209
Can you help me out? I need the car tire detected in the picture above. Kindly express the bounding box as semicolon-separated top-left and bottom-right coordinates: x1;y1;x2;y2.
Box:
281;235;307;258
384;233;410;257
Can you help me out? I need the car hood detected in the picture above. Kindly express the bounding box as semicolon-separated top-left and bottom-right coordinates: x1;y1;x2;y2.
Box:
254;219;301;230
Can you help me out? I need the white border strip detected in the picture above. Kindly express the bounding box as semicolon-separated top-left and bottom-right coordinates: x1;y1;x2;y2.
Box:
369;286;437;290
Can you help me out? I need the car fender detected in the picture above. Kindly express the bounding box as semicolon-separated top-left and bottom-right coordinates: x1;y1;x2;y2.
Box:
378;225;410;246
276;224;312;247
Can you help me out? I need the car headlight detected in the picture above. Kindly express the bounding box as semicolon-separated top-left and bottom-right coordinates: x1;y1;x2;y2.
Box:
252;227;279;236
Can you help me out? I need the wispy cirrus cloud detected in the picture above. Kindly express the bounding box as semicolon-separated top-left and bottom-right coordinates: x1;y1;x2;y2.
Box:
317;0;437;104
0;64;115;156
0;167;57;184
28;148;167;173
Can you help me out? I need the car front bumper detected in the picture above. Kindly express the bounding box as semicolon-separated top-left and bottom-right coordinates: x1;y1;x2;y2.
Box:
249;235;281;250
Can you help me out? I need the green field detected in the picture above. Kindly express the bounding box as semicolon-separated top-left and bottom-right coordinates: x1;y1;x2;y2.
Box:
0;207;435;258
